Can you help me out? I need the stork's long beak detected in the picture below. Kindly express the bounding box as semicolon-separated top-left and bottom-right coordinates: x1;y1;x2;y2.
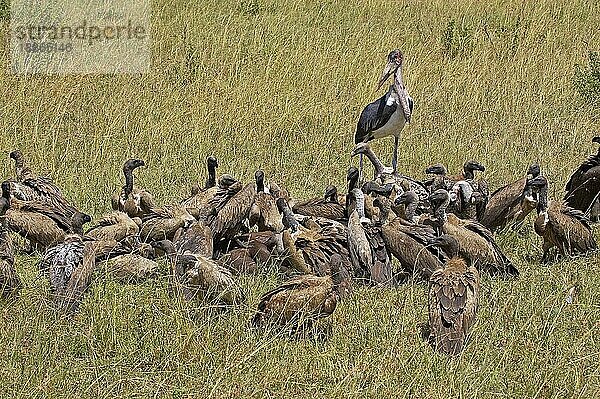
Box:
376;61;397;91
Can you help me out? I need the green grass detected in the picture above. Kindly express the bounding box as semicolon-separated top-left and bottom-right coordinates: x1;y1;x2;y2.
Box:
1;0;600;397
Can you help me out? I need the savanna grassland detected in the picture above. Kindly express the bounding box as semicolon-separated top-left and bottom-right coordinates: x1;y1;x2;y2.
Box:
1;0;600;397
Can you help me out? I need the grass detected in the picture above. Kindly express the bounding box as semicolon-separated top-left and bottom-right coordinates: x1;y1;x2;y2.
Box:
1;0;600;397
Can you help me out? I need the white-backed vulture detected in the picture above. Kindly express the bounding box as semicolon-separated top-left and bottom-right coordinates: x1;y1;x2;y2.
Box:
530;176;597;261
346;189;392;285
251;254;350;330
481;164;540;232
278;198;352;277
374;196;444;281
181;156;220;219
428;235;479;356
139;205;196;243
8;150;90;233
1;181;76;250
292;185;346;222
151;240;244;305
38;235;98;313
111;159;155;218
427;189;518;276
85;211;140;242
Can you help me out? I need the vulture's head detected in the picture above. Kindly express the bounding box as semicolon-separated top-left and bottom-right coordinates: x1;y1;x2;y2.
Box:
425;163;447;176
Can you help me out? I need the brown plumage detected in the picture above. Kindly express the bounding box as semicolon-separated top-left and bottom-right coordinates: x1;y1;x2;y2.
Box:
0;221;21;299
181;156;220;219
1;181;71;249
447;160;489;221
251;254;350;329
530;176;597;262
85;211;140;242
375;197;444;280
249;180;285;234
199;174;241;224
111;159;155;218
346;189;392;285
104;253;159;283
173;221;213;257
152;240;245;305
218;231;281;274
278;199;352;276
564;137;600;222
394;190;420;223
210;172;260;245
38;235;99;313
481;164;540;232
8;150;90;232
428;189;518;276
292;185;346;222
139;205;196;243
219;248;258;274
428;235;479;356
423;163;452;193
336;167;360;208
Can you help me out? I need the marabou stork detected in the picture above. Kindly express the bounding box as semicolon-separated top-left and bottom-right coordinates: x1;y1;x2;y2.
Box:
355;49;413;178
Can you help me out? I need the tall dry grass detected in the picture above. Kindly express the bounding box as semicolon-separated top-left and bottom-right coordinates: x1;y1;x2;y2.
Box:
0;0;600;397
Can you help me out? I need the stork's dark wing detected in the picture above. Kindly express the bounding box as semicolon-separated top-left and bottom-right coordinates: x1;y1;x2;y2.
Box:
355;91;396;144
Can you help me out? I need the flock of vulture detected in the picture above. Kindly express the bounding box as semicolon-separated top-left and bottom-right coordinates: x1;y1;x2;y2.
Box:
1;52;599;357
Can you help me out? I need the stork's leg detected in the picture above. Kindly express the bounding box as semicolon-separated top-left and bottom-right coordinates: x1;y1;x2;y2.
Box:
392;136;399;173
359;153;364;183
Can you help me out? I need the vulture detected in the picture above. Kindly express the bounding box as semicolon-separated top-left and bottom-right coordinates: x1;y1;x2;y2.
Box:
0;181;90;250
102;243;159;284
450;160;486;182
0;218;21;299
427;189;518;276
210;171;260;248
428;234;479;356
361;180;398;221
529;176;597;261
173;221;213;258
38;235;98;313
111;159;155;218
423;163;452;193
181;156;220;218
199;174;242;224
218;231;281;275
251;254;350;330
564;137;600;222
248;175;285;234
394;190;420;223
375;197;444;280
448;160;489;221
292;185;346;222
481;164;540;232
346;189;393;285
139;205;196;243
151;240;244;305
278;198;352;276
8;150;89;232
338;166;360;205
85;211;141;242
